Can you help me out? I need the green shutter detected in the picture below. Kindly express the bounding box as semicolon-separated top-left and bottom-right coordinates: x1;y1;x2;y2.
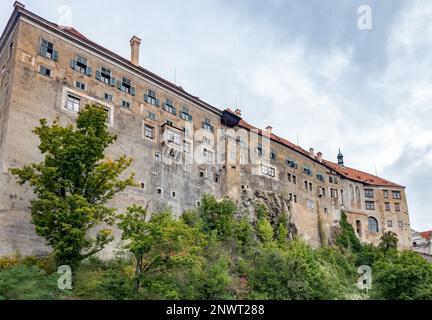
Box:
52;50;58;61
117;80;122;90
96;70;101;81
86;67;92;76
39;46;47;57
110;77;116;87
144;94;148;102
130;87;136;96
70;59;77;70
156;99;160;107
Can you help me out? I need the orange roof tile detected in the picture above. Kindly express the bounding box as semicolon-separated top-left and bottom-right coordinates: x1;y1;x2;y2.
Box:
420;231;432;241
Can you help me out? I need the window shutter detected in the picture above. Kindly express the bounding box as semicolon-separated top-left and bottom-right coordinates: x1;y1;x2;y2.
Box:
130;87;136;96
189;115;193;122
110;77;116;87
117;80;122;90
39;46;47;57
70;59;77;70
172;107;177;115
156;99;160;107
162;103;166;111
86;66;92;76
144;94;148;102
95;70;101;81
52;50;59;61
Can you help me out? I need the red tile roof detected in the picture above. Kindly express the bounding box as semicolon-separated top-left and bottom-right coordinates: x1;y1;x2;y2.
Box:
420;231;432;241
226;108;403;188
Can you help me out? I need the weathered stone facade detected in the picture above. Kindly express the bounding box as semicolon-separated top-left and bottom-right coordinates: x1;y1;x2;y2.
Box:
0;3;412;258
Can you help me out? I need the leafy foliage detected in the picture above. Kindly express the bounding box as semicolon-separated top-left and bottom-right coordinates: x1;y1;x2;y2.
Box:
335;212;361;252
10;105;135;266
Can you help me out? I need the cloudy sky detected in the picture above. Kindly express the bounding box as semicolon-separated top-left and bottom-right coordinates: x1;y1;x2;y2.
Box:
1;0;431;230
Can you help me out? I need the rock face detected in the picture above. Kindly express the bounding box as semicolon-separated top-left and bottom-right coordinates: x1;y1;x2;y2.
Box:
237;188;298;241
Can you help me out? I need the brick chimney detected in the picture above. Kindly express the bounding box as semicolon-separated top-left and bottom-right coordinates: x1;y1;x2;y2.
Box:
309;148;315;158
130;36;141;66
316;152;323;163
266;126;273;134
234;109;242;117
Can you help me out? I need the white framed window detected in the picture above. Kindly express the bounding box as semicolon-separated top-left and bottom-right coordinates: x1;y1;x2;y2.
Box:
65;94;80;112
75;81;86;91
261;164;276;178
144;124;154;140
39;65;51;77
155;152;162;163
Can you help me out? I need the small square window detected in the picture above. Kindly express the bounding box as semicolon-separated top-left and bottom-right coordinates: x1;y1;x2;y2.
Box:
75;81;86;90
140;182;145;189
387;220;393;228
172;191;176;198
122;100;130;109
104;93;113;101
155;152;162;163
39;66;51;77
148;111;156;121
157;188;163;195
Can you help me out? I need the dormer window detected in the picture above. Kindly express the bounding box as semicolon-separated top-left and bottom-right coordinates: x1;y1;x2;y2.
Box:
71;55;92;76
117;77;136;96
202;118;214;132
39;39;58;61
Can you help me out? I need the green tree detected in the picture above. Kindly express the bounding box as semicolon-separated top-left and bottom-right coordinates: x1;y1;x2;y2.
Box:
378;231;399;255
117;206;202;295
199;195;237;240
10;105;135;266
372;251;432;300
335;212;361;252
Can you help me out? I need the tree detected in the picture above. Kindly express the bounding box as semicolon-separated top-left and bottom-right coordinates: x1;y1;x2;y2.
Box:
10;105;135;266
117;206;202;295
378;231;399;254
335;212;361;252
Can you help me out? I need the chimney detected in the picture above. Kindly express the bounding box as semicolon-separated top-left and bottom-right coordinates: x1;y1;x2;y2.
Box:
234;109;242;117
309;148;315;158
130;36;141;66
266;126;273;134
316;152;323;163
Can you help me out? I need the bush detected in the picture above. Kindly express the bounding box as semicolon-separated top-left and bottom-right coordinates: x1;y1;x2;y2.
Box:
0;265;62;300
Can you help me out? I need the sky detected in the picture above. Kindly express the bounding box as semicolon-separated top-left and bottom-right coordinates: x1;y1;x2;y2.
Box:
1;0;431;230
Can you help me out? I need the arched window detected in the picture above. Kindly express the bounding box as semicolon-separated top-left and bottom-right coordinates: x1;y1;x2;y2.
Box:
368;217;379;233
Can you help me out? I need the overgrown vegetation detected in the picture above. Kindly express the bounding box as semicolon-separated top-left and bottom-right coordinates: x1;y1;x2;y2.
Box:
3;105;432;300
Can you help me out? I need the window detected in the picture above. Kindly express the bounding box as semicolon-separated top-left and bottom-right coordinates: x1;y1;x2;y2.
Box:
304;181;308;190
104;93;113;101
392;191;401;199
329;176;334;184
286;159;298;169
202;118;214;132
331;188;339;199
39;39;58;60
163;99;176;115
324;208;328;214
65;94;80;112
387;220;393;228
309;183;313;191
203;148;213;163
289;193;293;201
334;178;339;185
155;152;162;163
96;67;115;86
165;120;174;127
368;217;379;233
383;190;389;199
39;65;51;77
157;188;163;195
303;167;312;176
293;175;297;185
356;221;362;235
385;202;391;211
317;173;324;182
270;150;277;161
71;55;92;76
257;144;263;157
118;77;135;95
180;106;193;122
294;195;297;203
167;131;181;145
147;111;156;121
121;100;130;109
261;164;276;177
364;189;374;198
144;125;154;139
365;201;375;211
75;81;86;91
140;182;145;189
199;171;206;178
215;175;220;183
172;191;176;198
398;221;403;228
306;199;315;209
395;203;401;212
287;173;292;183
145;90;159;106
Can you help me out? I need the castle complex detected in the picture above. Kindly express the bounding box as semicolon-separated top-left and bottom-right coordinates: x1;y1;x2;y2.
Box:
0;3;412;258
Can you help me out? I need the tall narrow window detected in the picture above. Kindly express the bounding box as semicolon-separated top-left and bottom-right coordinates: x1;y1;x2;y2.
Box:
118;77;135;95
144;125;154;139
71;55;92;76
368;217;379;233
145;90;159;106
